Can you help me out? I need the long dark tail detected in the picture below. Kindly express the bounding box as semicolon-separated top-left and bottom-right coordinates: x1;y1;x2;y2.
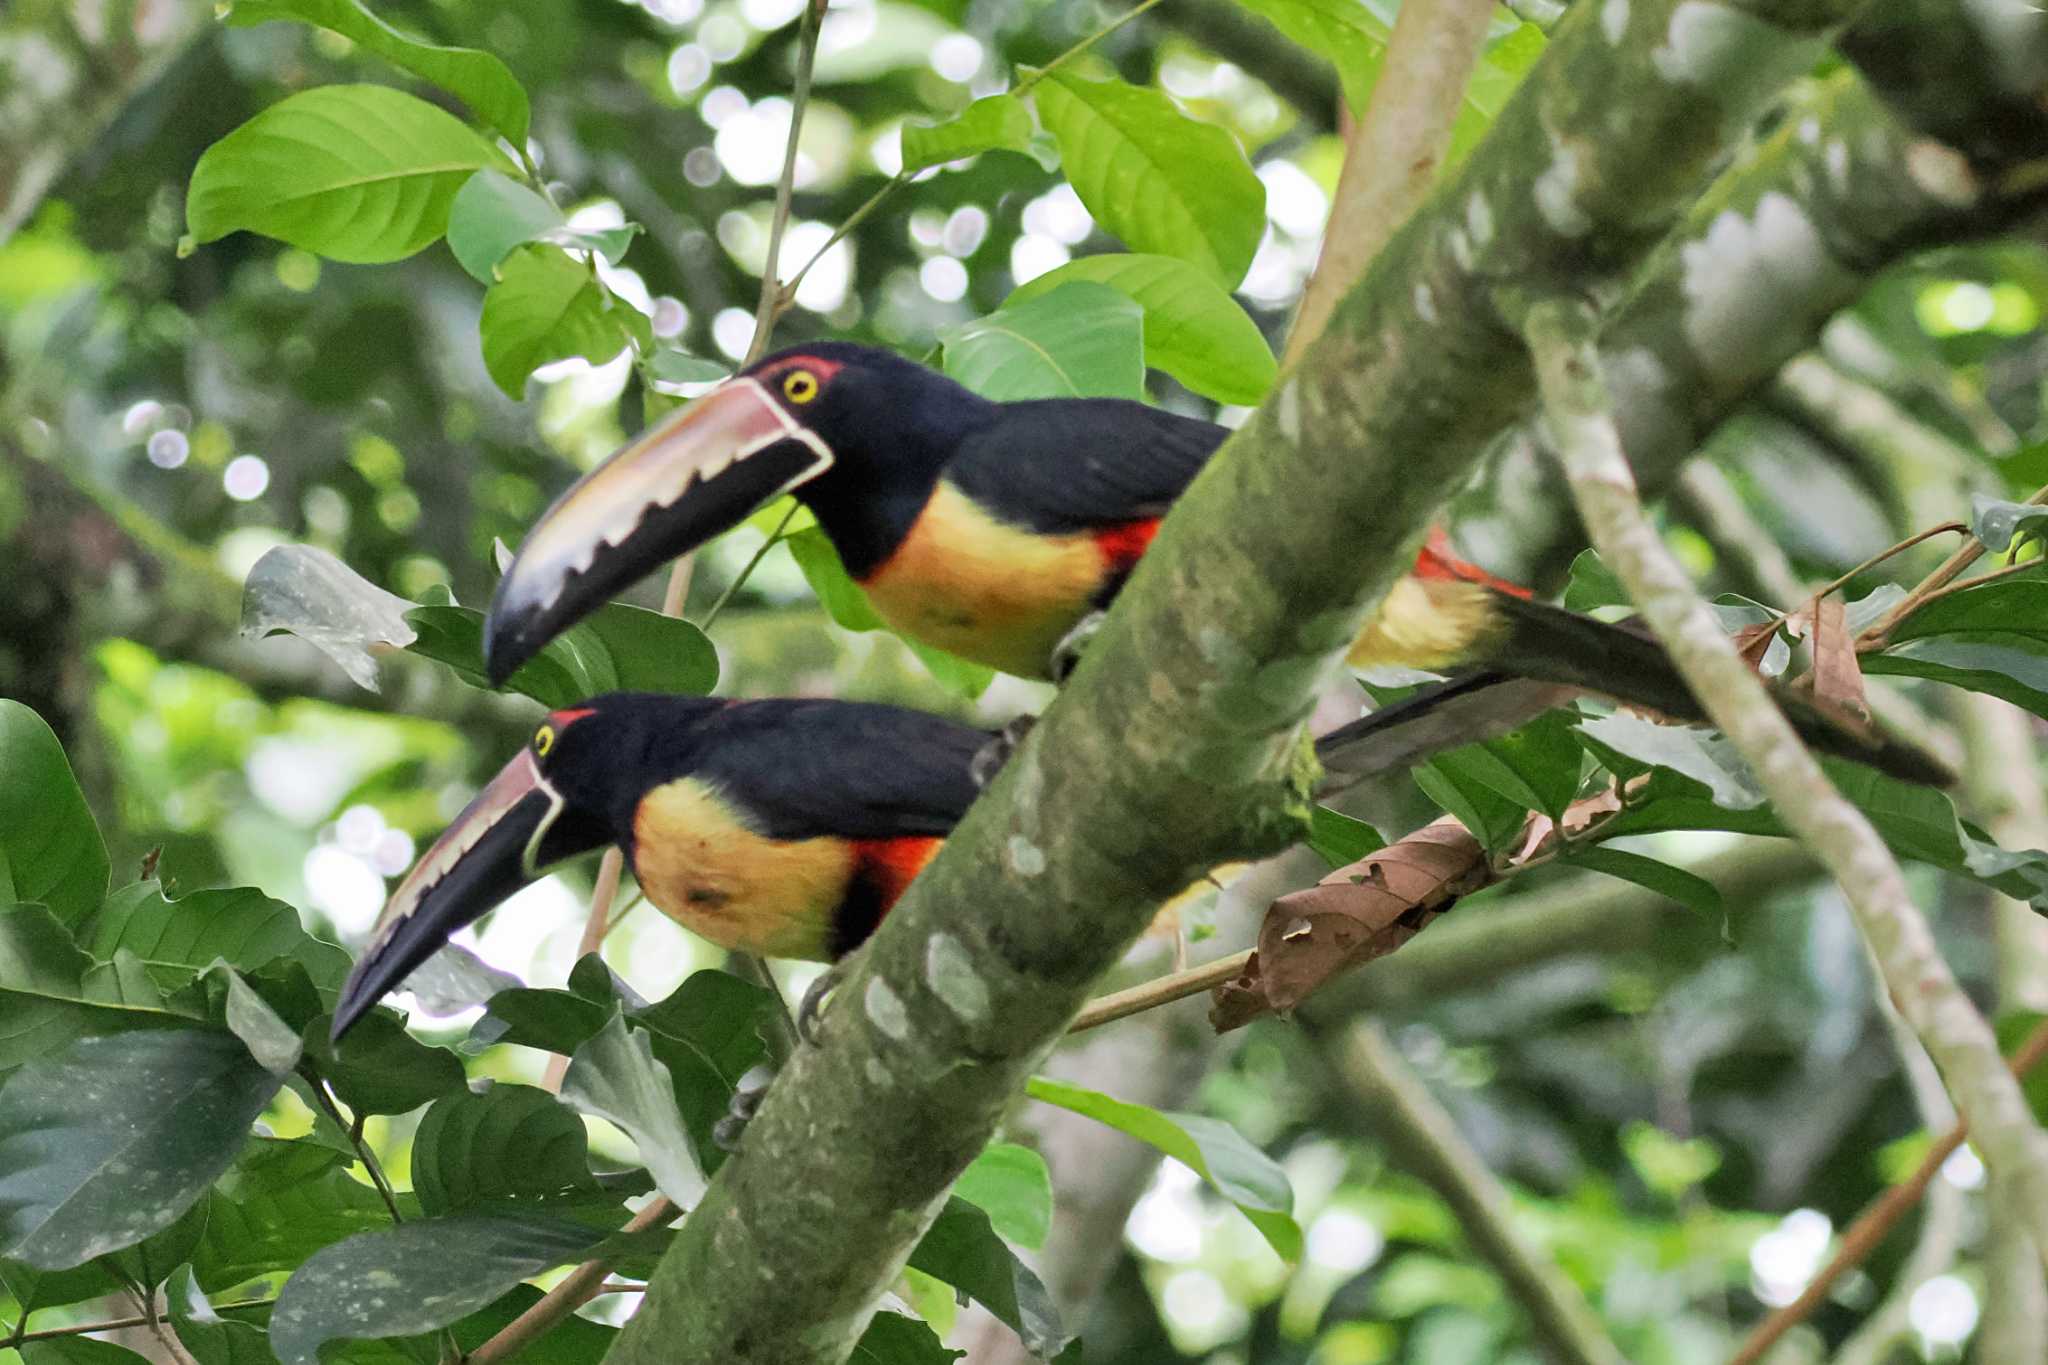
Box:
1314;591;1953;794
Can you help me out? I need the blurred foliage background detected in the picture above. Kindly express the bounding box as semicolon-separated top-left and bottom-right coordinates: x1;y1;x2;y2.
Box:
5;0;2048;1360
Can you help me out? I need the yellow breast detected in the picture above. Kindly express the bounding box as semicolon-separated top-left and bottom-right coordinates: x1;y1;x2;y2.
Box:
629;778;852;961
1346;575;1502;672
860;481;1107;680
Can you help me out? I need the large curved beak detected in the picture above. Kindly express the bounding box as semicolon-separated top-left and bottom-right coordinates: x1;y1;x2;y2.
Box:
484;378;834;685
331;749;605;1040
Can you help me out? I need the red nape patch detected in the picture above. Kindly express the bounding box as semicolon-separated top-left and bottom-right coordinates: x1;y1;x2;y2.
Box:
851;836;943;912
1410;528;1532;599
1094;519;1160;573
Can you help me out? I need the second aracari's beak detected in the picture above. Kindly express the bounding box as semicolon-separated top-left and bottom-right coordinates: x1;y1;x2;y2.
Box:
331;749;607;1040
484;378;834;685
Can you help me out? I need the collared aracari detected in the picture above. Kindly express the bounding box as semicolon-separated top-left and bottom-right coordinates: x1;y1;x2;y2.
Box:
479;343;1946;786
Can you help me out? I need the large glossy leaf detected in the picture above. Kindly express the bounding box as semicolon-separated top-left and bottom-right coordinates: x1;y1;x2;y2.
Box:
190;1138;391;1293
953;1142;1053;1251
480;245;647;397
20;1339;152;1365
559;1011;705;1206
412;1084;599;1215
1231;0;1390;114
0;702;108;926
269;1216;607;1365
1025;1075;1301;1260
304;1009;466;1116
907;1198;1067;1358
1865;576;2048;718
0;1256;123;1314
222;0;530;144
1032;69;1265;287
1418;708;1585;835
900;94;1036;173
0;1030;278;1269
404;598;717;705
84;882;349;1002
940;281;1144;401
0;904;192;1078
1006;254;1275;404
1560;847;1724;918
185;85;512;263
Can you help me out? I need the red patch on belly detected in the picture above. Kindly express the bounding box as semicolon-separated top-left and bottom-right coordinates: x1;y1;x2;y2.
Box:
1094;519;1160;575
1411;528;1531;599
851;836;943;912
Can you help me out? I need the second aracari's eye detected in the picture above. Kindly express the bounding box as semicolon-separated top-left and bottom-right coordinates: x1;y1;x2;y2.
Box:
534;725;556;757
782;370;820;404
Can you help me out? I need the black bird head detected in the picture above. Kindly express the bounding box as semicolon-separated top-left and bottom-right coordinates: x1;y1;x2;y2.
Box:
485;343;993;685
330;693;727;1040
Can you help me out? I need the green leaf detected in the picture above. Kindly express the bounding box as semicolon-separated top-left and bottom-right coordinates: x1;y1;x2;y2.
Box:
900;94;1036;173
21;1339;153;1365
404;603;585;706
1230;0;1390;115
954;1142;1053;1251
212;964;304;1073
1969;496;2048;552
269;1216;606;1365
906;640;997;701
1453;22;1546;161
787;527;888;631
99;1196;211;1293
851;1312;968;1364
907;1198;1067;1358
412;1084;600;1216
579;603;720;696
404;597;715;705
0;903;196;1080
1865;577;2048;719
1559;847;1724;918
84;881;350;1004
940;281;1145;401
0;701;108;927
168;1264;274;1365
0;1257;124;1314
0;1030;278;1269
1560;548;1629;612
646;349;731;384
481;245;646;397
1032;69;1265;287
1425;709;1585;822
1412;758;1530;854
1025;1075;1300;1260
185;85;512;263
221;0;530;144
559;1011;704;1206
304;1008;466;1116
1575;711;1764;810
447;169;564;282
1006;253;1276;404
190;1138;391;1293
1308;805;1385;868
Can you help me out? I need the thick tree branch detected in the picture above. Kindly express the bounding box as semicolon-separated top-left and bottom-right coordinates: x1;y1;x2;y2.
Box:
602;0;1866;1354
1326;1022;1626;1365
1282;0;1496;363
1526;293;2048;1283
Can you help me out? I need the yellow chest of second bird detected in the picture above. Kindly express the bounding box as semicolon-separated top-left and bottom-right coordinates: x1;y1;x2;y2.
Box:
858;482;1108;680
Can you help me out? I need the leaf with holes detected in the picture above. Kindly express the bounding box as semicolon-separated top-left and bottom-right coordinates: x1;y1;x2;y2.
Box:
940;281;1143;401
222;0;530;143
1007;253;1275;404
185;85;512;262
1032;70;1265;286
480;245;648;397
901;94;1036;173
0;1030;278;1269
1025;1075;1300;1259
0;702;108;927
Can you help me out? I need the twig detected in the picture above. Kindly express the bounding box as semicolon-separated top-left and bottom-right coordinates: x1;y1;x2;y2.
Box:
1527;292;2048;1286
1890;556;2042;617
1728;1017;2048;1365
302;1073;404;1222
6;1302;275;1345
122;1281;197;1365
1068;950;1252;1032
746;0;829;363
1330;1022;1626;1365
701;501;801;632
466;1197;680;1365
1282;0;1496;364
1809;521;1967;607
1859;480;2048;647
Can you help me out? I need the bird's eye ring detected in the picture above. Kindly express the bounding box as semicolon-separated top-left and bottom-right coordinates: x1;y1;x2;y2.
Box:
534;725;555;757
782;370;819;404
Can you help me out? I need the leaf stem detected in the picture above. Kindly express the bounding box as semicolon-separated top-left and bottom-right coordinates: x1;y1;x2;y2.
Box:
1860;480;2048;647
700;501;802;631
302;1071;404;1223
1809;520;1967;608
1017;0;1171;93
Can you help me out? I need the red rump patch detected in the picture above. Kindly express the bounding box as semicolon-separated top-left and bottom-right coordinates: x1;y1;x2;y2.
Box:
851;836;943;911
1410;528;1532;599
1094;519;1160;573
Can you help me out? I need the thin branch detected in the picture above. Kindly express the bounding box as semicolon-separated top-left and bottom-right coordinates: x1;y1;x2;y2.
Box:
466;1196;680;1365
7;1302;274;1345
1527;293;2048;1286
746;0;830;364
1859;480;2048;647
301;1073;404;1223
1729;1017;2048;1365
1282;0;1496;364
1069;949;1253;1032
1328;1022;1626;1365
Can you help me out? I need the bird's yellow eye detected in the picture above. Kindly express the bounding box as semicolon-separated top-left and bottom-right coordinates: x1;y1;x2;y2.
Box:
534;725;555;757
782;370;819;404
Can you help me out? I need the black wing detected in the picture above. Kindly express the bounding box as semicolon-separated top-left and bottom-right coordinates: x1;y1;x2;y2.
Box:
944;398;1226;535
693;699;990;841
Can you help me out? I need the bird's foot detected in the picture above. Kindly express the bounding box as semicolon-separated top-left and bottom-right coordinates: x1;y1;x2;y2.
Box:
1050;611;1108;683
711;1062;777;1152
796;957;856;1047
970;714;1038;789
